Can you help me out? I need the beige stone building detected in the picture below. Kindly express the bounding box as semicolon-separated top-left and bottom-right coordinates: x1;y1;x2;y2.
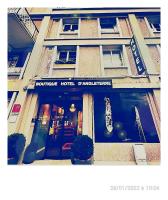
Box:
8;7;160;165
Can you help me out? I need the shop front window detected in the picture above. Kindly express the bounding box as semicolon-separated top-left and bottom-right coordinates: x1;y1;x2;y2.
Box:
94;92;159;143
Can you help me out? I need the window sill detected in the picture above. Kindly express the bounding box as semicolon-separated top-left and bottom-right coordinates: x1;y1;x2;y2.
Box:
60;32;78;35
130;75;148;78
153;31;160;34
53;65;76;69
8;67;22;74
101;31;120;34
8;73;20;76
104;66;128;69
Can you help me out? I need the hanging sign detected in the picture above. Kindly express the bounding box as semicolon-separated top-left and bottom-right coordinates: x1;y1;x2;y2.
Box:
12;104;21;113
9;104;21;123
130;36;146;75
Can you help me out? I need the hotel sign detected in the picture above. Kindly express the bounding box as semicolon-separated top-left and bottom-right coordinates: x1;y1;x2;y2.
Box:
130;36;146;75
35;79;112;89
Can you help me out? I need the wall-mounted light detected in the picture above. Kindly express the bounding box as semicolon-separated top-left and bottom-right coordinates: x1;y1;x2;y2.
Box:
69;103;76;112
86;15;92;19
58;107;64;115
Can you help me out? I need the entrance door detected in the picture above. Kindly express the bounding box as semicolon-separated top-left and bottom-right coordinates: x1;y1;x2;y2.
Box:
33;94;83;160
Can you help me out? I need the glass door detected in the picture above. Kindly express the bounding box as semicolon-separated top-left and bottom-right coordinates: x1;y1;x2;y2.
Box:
44;96;83;159
30;104;51;159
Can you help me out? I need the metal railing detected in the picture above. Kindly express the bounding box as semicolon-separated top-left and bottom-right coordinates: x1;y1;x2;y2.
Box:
8;8;39;41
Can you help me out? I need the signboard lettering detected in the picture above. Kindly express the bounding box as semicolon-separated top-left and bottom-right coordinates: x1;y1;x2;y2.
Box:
130;36;146;75
35;79;112;89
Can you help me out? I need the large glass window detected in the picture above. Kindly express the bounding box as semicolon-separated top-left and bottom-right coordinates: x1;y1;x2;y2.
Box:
94;92;159;143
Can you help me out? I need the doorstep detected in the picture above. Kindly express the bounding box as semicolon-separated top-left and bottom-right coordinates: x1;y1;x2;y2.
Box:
94;161;136;165
30;159;72;165
30;160;136;165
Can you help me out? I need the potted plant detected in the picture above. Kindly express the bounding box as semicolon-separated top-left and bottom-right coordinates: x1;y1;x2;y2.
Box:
23;143;38;164
8;133;26;165
71;134;94;165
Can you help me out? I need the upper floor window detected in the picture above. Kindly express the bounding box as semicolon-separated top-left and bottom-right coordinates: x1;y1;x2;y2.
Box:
148;16;160;32
103;46;123;67
100;18;118;33
55;46;77;64
8;55;19;68
8;92;13;105
150;23;160;32
62;18;78;32
8;51;27;68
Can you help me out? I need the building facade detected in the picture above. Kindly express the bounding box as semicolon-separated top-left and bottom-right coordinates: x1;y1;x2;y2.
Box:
8;8;160;165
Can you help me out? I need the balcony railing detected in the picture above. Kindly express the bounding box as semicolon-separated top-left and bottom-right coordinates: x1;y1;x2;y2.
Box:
8;8;39;41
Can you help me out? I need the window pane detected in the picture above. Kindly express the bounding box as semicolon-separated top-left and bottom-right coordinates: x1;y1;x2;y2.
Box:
63;24;71;32
68;51;76;63
100;18;117;31
8;56;19;67
101;24;113;29
112;50;122;66
71;24;78;31
103;51;112;67
69;51;76;59
148;16;160;32
59;52;67;61
8;92;13;105
94;92;159;143
153;24;160;31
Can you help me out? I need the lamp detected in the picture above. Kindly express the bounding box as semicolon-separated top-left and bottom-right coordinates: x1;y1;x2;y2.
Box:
69;103;76;112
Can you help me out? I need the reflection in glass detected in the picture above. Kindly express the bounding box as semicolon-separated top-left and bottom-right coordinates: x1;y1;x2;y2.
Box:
94;92;160;143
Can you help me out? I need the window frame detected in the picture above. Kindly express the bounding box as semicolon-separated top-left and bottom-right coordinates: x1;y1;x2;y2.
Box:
100;17;119;33
102;46;124;68
62;18;79;33
147;16;161;33
55;46;77;64
94;91;160;143
149;22;161;32
8;55;19;68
